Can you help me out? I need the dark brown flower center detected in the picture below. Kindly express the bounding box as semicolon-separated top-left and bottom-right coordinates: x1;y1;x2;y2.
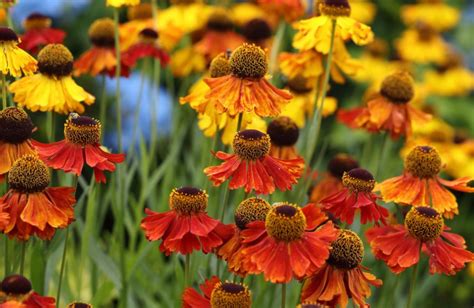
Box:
327;154;359;179
64;115;101;146
206;11;234;32
230;43;267;79
234;197;271;230
233;129;270;160
169;186;208;215
24;13;52;31
0;27;18;42
267;116;299;147
0;107;34;144
67;303;92;308
328;229;364;270
0;274;32;295
405;206;443;242
88;18;115;48
37;44;73;77
342;168;375;193
210;282;251;308
138;28;159;43
8;155;50;193
242;18;272;43
287;75;313;94
319;0;351;17
266;203;306;242
380;71;414;104
405;145;442;178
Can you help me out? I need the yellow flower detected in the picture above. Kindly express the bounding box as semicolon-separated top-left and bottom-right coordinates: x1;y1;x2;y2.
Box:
401;2;460;32
350;0;376;25
292;0;373;54
424;68;474;97
9;44;95;114
170;46;206;77
119;3;155;51
0;27;37;77
231;2;266;27
106;0;140;7
395;25;447;64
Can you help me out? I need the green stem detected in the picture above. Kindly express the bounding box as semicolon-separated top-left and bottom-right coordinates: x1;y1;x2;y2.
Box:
270;21;286;79
149;58;161;156
99;74;107;143
184;254;191;287
56;227;69;308
19;241;27;275
406;245;421;308
281;283;286;308
1;73;6;109
46;111;55;142
128;60;148;160
374;133;390;179
113;8;123;153
4;237;8;275
219;182;230;222
236;113;243;132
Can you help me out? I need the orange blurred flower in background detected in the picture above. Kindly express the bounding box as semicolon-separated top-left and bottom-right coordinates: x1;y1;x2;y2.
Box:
122;28;169;67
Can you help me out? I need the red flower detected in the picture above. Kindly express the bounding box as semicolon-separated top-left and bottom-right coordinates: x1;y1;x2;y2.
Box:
240;203;338;283
122;28;169;67
19;13;65;54
377;145;474;218
321;168;389;225
302;230;382;308
141;187;233;255
182;276;251;308
32;115;125;184
0;274;56;308
0;155;75;241
366;206;474;275
310;154;359;203
204;129;303;195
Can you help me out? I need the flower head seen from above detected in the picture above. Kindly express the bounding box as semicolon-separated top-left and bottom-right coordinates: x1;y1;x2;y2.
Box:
302;230;382;308
182;276;251;308
292;0;374;54
122;28;170;67
0;27;37;77
74;18;130;77
9;43;95;114
204;43;292;117
321;168;388;225
0;274;56;308
106;0;140;7
32;114;125;183
240;203;338;283
217;197;271;276
377;145;474;218
141;187;233;255
338;70;431;139
310;153;359;203
0;155;76;241
267;116;302;160
366;206;474;275
0;107;37;181
204;129;304;195
19;13;66;54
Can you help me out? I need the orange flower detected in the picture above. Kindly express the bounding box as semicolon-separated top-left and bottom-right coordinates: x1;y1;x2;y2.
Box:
320;168;389;225
32;115;125;183
204;129;304;195
267;117;302;160
140;187;233;255
121;28;169;67
182;276;251;308
240;203;338;283
302;230;382;308
216;197;271;276
377;145;474;218
366;206;474;275
0;274;56;308
338;71;431;139
257;0;305;22
19;13;66;54
310;154;359;203
0;107;37;181
74;18;130;77
204;43;292;117
0;155;75;241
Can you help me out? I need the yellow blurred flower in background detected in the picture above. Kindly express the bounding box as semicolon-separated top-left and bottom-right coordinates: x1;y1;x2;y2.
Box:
350;0;376;25
401;0;460;32
107;0;140;7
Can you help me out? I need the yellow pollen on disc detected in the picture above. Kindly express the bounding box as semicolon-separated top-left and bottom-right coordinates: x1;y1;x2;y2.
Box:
230;43;268;79
265;203;306;242
209;53;231;78
210;282;251;308
169;187;208;215
37;44;74;77
380;71;415;104
233;130;271;161
64;115;101;146
405;206;444;242
88;18;115;46
327;229;364;270
234;197;271;230
405;145;442;178
341;168;375;193
8;155;50;193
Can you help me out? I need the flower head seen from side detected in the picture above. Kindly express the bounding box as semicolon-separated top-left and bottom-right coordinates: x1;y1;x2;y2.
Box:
401;0;460;32
106;0;140;7
0;107;37;181
366;206;474;275
140;187;233;256
19;13;66;54
377;145;474;218
310;153;359;203
240;203;338;283
0;27;37;77
182;276;251;308
74;18;130;78
204;43;292;117
204;129;304;195
119;3;154;51
122;28;169;67
320;168;388;225
302;230;382;308
267;116;302;161
338;70;431;139
242;18;273;49
0;155;76;241
32;114;125;183
0;274;56;308
217;197;271;276
292;0;374;54
9;44;95;114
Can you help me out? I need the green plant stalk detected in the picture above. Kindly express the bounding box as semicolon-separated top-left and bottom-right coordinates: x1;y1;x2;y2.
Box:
4;237;8;276
270;21;286;79
149;58;161;157
19;241;27;275
56;227;69;308
281;283;286;308
184;254;190;287
46;111;55;142
374;133;390;179
406;245;422;308
113;9;123;152
1;73;6;109
99;74;107;143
